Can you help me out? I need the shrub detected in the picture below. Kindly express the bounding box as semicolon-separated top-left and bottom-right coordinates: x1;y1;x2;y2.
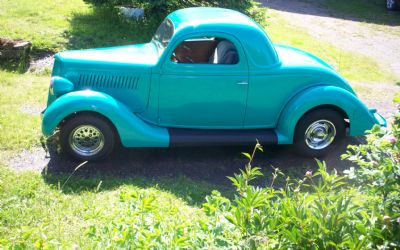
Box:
84;0;267;25
201;110;400;249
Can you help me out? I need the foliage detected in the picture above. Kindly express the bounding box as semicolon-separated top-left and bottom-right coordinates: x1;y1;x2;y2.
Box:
342;98;400;247
85;0;267;25
201;136;400;249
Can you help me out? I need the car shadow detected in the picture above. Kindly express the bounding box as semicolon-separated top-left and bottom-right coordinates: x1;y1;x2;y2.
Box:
261;0;400;27
41;135;363;204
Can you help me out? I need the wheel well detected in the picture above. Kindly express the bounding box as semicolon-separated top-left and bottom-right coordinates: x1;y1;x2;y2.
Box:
59;111;121;144
299;105;350;129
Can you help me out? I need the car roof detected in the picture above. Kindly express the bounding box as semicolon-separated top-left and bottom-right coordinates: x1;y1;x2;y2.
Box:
167;7;262;32
165;7;281;69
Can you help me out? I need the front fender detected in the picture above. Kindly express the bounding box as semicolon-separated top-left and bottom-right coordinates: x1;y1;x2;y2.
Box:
275;86;383;144
42;90;169;147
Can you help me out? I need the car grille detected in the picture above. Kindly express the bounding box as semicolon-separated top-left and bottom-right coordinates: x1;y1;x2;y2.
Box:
77;74;139;90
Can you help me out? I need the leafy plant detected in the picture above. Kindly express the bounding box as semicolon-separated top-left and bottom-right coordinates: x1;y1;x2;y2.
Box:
84;0;267;25
342;96;400;248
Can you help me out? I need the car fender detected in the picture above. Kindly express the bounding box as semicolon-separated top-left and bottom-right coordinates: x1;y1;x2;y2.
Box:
42;90;169;147
275;85;379;144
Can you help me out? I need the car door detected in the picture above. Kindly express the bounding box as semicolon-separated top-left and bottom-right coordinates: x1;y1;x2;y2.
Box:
158;34;249;128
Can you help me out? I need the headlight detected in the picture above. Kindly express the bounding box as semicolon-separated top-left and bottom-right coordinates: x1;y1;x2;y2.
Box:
50;76;74;96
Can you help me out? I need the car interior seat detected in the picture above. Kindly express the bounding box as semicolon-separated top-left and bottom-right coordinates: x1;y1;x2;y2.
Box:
209;39;239;64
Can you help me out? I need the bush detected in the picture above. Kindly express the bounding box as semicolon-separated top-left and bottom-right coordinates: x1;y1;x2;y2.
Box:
201;134;400;249
84;0;267;25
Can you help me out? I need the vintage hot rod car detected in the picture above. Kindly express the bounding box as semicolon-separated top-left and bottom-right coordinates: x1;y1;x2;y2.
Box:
42;7;386;161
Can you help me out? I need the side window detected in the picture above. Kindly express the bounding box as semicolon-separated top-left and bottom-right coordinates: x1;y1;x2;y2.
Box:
171;37;239;65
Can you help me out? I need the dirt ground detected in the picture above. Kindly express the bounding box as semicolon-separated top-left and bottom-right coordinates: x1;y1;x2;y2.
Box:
5;133;362;187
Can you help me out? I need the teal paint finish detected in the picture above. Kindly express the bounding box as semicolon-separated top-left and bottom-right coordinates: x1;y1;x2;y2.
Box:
51;76;74;95
42;7;385;149
245;44;356;128
53;44;156;113
42;91;169;147
161;8;279;70
275;86;382;144
158;32;249;128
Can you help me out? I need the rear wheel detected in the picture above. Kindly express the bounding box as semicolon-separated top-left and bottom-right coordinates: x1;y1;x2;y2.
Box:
60;114;115;161
387;0;398;10
294;109;345;157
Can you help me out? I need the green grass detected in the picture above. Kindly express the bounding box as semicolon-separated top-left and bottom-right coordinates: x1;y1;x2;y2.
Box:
0;71;48;151
0;0;88;52
0;165;224;248
0;0;156;53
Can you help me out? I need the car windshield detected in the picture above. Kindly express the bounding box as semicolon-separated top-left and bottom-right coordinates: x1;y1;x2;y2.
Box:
152;18;174;55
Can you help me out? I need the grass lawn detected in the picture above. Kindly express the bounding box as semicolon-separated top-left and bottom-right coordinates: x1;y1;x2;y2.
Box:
0;71;48;151
0;0;399;247
0;165;224;248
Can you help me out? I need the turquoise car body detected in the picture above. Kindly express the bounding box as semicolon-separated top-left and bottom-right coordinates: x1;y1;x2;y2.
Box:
42;7;386;148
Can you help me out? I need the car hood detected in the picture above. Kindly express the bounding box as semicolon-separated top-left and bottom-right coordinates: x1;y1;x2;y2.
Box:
55;42;159;66
274;44;334;70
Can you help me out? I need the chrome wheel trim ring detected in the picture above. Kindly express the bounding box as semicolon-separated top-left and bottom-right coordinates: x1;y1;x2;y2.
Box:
387;0;395;8
304;120;336;150
69;125;105;157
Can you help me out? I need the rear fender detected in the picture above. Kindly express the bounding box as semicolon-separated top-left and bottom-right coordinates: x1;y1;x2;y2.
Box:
42;90;169;147
275;86;380;144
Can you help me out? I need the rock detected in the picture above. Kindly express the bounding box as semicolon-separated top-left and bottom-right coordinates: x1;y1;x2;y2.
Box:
0;38;32;60
118;6;144;20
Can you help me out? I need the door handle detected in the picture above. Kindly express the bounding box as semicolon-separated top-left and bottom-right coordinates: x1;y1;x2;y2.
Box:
237;81;248;85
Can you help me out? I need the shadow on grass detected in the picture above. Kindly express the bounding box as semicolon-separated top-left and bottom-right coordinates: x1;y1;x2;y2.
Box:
64;6;160;50
263;0;400;27
41;135;362;205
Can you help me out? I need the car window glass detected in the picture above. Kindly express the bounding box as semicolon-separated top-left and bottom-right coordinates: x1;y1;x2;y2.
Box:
171;37;239;64
152;19;174;54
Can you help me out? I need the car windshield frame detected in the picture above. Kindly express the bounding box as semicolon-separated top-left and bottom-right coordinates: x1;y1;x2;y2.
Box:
152;18;174;56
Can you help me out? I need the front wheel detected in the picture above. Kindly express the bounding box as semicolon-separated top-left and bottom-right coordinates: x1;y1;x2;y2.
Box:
294;109;345;157
60;114;115;161
387;0;398;10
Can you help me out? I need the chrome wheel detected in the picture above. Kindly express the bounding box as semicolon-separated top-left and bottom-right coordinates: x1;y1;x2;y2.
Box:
304;120;336;150
69;125;105;157
387;0;396;9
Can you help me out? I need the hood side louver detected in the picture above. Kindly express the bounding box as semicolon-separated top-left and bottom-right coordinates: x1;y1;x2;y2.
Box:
77;74;139;90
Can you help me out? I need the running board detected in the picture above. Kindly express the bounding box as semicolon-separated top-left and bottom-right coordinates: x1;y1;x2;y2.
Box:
168;128;277;147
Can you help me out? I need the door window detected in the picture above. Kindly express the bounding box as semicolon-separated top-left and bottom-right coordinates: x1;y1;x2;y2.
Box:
171;37;239;65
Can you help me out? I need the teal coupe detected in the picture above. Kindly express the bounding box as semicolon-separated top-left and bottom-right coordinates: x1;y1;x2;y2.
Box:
42;7;386;160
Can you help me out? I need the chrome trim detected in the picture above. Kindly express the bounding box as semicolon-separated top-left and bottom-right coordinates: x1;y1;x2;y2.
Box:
69;125;104;156
304;120;336;150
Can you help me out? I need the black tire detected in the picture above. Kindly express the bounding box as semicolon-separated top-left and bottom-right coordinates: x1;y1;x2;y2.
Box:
60;113;115;161
387;0;398;10
294;108;345;157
